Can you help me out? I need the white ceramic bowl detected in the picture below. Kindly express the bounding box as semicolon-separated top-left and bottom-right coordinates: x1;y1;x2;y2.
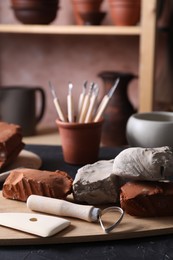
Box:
126;111;173;148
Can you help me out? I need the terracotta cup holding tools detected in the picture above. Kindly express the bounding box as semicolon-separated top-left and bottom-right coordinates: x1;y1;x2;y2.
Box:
56;119;103;165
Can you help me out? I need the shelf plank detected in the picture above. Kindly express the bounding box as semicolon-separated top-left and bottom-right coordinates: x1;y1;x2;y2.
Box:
138;0;157;112
0;24;141;36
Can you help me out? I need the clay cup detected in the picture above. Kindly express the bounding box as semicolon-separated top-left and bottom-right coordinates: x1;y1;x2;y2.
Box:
56;119;103;165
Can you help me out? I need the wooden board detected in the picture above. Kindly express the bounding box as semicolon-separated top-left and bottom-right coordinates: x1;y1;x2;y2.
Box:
1;192;173;246
0;150;42;182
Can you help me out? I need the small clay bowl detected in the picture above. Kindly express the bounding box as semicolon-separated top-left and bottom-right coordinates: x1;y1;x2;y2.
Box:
78;11;106;25
12;7;59;24
126;112;173;148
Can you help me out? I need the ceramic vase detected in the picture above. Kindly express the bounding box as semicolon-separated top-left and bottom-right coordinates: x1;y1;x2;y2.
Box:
108;0;141;26
72;0;104;25
98;71;137;147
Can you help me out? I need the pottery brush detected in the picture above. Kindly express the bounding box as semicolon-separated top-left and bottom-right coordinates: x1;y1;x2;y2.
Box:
77;81;87;121
78;82;95;123
94;78;120;122
67;82;75;122
85;84;99;123
49;81;66;122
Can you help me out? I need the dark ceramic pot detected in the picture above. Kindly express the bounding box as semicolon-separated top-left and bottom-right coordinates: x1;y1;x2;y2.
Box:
11;0;59;24
98;71;137;147
11;7;59;24
0;86;46;136
78;11;106;25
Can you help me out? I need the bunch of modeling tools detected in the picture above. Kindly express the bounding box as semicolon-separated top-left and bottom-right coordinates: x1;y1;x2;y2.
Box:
49;78;119;123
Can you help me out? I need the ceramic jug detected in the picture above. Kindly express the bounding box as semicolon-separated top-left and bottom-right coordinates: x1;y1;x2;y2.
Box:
98;71;137;146
0;86;46;136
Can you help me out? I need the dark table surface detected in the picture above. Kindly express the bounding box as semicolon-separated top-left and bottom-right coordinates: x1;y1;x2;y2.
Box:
1;144;173;260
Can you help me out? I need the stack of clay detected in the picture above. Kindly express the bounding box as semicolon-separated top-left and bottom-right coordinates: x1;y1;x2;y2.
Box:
3;144;173;218
0;122;24;170
73;146;173;217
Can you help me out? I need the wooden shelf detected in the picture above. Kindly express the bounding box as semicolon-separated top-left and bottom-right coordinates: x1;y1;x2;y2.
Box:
0;0;158;112
0;24;141;36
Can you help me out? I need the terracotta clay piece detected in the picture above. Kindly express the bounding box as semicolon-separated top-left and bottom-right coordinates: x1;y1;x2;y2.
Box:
0;121;24;170
120;181;173;217
73;146;173;206
2;168;73;202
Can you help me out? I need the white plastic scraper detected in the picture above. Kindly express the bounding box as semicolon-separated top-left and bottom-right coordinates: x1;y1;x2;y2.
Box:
0;212;70;237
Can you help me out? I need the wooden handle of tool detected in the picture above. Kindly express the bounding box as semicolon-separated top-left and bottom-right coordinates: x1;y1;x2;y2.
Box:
27;195;99;222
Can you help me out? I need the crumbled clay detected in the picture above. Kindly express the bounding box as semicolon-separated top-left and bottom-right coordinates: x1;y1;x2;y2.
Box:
113;146;173;180
73;146;173;205
73;160;119;204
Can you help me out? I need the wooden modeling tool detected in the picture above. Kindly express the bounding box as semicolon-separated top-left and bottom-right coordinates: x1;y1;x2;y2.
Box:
94;78;120;122
49;81;66;122
67;82;75;122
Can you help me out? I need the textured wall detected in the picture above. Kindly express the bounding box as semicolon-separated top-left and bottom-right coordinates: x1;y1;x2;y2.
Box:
0;0;171;129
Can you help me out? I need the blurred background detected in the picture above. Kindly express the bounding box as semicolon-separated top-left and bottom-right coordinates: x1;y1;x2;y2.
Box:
0;0;172;134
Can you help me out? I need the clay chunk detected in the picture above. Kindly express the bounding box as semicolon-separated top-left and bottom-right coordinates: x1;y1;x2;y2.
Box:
0;121;24;170
2;168;73;202
73;160;119;204
120;181;173;217
113;146;173;181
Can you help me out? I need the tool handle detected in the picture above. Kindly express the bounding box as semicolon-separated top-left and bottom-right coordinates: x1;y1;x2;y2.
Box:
54;98;66;122
78;94;90;123
84;94;97;123
67;94;74;122
27;195;100;222
94;95;109;122
77;92;85;121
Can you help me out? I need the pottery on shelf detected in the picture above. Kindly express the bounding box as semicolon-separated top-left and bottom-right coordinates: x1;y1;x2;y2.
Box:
108;0;141;26
98;71;137;147
72;0;104;12
78;11;106;25
72;0;104;25
11;0;59;8
11;0;59;24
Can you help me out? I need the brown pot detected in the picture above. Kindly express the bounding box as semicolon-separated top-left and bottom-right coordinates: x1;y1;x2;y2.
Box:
56;119;103;165
72;0;104;25
98;71;137;147
72;0;103;12
108;0;141;26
